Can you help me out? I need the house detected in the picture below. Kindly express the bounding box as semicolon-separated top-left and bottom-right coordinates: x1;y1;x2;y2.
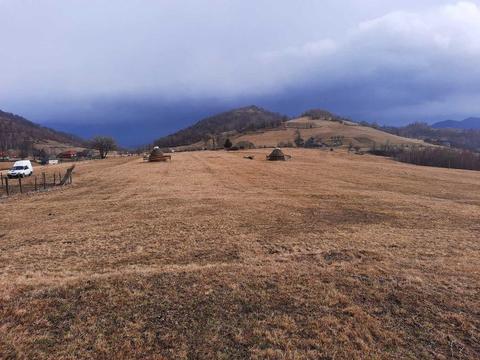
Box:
57;150;77;159
0;151;9;160
77;149;95;158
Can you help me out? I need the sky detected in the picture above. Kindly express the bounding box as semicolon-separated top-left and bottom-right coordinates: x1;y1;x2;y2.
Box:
1;0;480;146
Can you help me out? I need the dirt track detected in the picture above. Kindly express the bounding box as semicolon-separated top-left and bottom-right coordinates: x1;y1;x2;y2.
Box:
1;149;479;359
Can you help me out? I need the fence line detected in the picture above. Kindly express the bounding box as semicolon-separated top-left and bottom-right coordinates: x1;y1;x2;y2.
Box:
0;166;74;198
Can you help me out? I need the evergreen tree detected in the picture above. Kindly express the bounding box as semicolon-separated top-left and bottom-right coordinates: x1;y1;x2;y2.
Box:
224;138;233;149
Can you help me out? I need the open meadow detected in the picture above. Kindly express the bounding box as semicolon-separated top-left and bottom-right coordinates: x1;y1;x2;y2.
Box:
1;149;479;359
233;117;427;149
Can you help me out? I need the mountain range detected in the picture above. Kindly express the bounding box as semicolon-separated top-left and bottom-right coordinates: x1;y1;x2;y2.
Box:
2;106;480;154
432;117;480;130
154;106;425;150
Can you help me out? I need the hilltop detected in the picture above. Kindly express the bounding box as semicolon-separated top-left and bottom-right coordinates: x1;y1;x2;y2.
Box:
154;106;287;148
0;109;85;154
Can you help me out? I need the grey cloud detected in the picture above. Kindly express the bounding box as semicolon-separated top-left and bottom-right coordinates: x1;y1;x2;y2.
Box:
0;0;479;140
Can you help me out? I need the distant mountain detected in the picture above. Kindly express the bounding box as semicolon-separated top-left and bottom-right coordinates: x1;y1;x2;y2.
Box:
432;117;480;130
0;109;86;152
154;105;426;150
382;122;480;151
154;105;288;148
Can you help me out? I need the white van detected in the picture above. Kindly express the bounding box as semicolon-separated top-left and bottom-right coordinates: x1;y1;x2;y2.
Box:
7;160;33;178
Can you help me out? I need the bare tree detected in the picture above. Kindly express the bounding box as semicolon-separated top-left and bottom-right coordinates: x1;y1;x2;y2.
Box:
91;136;117;159
19;139;34;159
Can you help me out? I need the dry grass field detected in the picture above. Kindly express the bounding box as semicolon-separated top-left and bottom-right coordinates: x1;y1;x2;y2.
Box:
1;149;479;359
234;118;427;148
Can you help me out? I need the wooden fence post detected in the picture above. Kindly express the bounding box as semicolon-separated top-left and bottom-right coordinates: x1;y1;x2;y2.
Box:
1;173;3;188
18;177;22;193
5;177;9;196
35;176;38;191
43;172;46;190
53;173;56;185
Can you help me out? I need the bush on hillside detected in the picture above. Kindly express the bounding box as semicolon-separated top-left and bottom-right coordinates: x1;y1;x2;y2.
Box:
294;130;304;147
224;138;233;149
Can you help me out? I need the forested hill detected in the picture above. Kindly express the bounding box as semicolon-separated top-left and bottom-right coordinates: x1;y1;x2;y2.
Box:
382;122;480;151
432;117;480;130
0;109;85;150
154;105;287;148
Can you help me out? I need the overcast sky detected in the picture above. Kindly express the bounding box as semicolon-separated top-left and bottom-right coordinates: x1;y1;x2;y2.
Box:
1;0;480;145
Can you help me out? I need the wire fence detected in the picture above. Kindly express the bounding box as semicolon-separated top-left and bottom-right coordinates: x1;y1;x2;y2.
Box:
0;166;74;197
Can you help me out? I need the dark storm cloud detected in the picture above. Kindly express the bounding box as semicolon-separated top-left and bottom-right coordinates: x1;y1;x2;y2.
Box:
1;0;479;145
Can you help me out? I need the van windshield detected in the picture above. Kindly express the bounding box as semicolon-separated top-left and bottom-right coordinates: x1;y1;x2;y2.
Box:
11;166;25;170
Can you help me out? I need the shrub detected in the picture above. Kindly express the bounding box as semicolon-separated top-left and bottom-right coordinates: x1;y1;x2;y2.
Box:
304;137;323;148
277;141;294;148
294;130;304;147
235;141;256;149
224;138;233;149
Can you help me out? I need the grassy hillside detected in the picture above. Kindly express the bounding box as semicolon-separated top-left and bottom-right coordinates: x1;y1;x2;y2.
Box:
1;150;479;358
234;116;426;149
156;106;428;151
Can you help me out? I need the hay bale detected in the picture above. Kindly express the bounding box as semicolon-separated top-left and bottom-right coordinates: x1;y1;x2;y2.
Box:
267;148;288;161
149;147;171;162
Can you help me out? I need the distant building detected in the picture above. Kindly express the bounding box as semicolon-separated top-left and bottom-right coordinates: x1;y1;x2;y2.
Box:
0;151;9;160
57;150;77;159
77;149;95;158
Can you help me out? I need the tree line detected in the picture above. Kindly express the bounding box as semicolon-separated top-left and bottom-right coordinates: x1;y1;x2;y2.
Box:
362;122;480;152
370;144;480;171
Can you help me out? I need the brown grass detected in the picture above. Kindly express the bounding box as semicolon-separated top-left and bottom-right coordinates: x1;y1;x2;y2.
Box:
234;118;427;148
0;149;479;359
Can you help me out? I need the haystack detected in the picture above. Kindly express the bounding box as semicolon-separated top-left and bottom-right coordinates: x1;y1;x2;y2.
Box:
149;147;171;162
267;148;288;161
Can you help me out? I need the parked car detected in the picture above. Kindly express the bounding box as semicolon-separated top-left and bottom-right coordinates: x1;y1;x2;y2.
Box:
7;160;33;178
